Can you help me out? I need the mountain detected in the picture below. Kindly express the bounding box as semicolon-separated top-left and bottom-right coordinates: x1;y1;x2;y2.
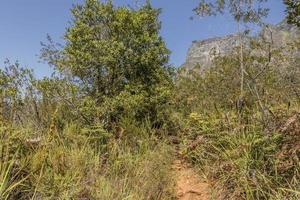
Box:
182;20;299;71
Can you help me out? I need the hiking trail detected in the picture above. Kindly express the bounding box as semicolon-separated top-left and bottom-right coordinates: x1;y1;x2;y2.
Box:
172;159;210;200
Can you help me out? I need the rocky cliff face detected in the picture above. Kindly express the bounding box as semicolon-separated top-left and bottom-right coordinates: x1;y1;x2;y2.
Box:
182;20;299;71
260;20;299;46
182;34;241;70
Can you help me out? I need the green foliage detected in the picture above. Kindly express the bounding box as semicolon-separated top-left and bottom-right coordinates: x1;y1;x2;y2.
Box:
38;0;175;131
42;0;171;100
193;0;269;24
284;0;300;27
0;61;34;125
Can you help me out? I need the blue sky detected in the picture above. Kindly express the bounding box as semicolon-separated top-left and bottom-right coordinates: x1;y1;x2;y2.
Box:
0;0;286;78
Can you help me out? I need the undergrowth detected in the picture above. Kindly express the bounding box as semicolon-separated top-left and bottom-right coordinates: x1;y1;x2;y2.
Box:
0;118;175;200
181;109;300;199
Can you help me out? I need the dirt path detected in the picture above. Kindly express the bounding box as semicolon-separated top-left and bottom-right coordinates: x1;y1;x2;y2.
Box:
172;159;210;200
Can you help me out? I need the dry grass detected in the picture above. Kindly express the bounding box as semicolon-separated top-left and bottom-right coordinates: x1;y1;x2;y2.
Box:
182;108;300;200
0;118;175;200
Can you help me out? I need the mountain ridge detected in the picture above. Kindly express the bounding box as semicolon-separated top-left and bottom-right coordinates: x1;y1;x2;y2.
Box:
182;19;299;71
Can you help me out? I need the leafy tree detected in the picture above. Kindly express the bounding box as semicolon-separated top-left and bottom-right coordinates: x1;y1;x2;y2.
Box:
0;61;33;125
42;0;171;102
193;0;269;24
284;0;300;27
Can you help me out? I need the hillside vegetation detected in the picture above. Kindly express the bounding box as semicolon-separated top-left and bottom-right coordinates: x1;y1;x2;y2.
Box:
0;0;299;199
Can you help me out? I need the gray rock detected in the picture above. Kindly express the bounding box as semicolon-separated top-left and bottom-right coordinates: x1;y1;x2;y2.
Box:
182;19;299;71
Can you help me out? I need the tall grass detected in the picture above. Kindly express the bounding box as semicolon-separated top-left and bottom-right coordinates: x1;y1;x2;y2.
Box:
0;116;175;199
182;109;300;199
